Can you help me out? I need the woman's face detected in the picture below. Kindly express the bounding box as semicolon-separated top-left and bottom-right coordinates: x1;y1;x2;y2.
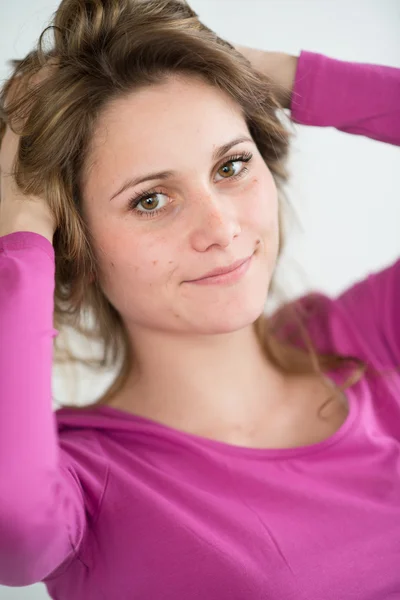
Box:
82;74;279;336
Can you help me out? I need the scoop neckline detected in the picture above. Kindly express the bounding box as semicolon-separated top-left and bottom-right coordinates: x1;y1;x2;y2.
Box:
92;383;358;460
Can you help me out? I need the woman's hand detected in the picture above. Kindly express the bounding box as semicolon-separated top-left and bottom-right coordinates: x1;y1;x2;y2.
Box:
233;45;298;109
0;67;57;243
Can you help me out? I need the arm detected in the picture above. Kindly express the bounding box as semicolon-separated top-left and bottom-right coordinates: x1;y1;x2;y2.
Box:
336;258;400;368
290;50;400;146
0;232;99;585
234;45;400;146
291;53;400;357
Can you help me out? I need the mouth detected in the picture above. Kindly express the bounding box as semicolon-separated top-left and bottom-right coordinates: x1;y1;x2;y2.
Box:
189;255;253;282
186;253;254;285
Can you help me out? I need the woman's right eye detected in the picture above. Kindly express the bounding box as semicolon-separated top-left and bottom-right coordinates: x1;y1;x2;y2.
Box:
128;190;170;219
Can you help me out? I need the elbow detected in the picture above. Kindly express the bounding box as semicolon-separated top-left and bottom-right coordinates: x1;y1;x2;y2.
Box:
0;506;76;586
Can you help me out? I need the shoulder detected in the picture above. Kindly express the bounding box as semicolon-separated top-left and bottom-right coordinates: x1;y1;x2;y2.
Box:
55;410;110;520
270;256;400;368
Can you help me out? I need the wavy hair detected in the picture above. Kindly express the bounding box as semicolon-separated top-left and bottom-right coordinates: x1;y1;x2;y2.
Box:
0;0;365;411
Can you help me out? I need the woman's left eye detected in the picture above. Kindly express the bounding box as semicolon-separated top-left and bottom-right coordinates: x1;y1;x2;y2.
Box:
127;151;253;219
215;151;253;181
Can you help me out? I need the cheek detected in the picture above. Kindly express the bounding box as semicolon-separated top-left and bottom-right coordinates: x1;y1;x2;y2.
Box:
245;169;279;230
96;226;176;288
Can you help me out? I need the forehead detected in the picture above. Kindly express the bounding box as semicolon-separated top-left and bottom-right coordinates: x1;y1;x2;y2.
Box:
86;73;246;167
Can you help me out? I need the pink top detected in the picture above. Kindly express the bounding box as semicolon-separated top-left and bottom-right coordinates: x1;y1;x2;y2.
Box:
0;50;399;600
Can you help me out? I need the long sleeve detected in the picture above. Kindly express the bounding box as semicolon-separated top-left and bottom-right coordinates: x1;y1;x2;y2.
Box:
336;258;400;368
290;50;400;146
0;232;94;586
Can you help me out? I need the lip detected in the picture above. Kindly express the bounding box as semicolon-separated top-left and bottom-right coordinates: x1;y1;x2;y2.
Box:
187;254;253;283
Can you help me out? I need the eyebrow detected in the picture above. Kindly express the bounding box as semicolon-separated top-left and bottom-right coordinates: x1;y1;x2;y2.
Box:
109;135;253;201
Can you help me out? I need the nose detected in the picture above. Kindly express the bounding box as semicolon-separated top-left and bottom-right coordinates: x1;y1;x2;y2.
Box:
188;191;241;252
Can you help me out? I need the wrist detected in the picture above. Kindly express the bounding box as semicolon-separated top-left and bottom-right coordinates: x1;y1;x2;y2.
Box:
0;225;54;244
234;45;298;109
262;52;298;109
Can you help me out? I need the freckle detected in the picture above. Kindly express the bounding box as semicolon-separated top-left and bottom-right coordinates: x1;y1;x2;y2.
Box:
111;262;115;267
152;260;158;266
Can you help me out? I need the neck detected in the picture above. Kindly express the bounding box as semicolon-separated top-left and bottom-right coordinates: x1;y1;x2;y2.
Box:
113;322;286;438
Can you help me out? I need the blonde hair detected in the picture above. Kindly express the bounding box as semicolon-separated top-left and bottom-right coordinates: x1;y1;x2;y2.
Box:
0;0;365;411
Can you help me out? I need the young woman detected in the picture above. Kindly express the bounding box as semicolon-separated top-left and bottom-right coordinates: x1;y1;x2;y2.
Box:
0;0;399;598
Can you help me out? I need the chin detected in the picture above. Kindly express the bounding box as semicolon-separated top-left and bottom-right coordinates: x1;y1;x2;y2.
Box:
194;296;267;335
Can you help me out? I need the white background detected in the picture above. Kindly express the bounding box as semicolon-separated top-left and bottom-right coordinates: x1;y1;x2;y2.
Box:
0;0;399;597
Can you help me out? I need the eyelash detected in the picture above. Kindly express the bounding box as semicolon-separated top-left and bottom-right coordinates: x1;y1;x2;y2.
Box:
127;151;253;219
